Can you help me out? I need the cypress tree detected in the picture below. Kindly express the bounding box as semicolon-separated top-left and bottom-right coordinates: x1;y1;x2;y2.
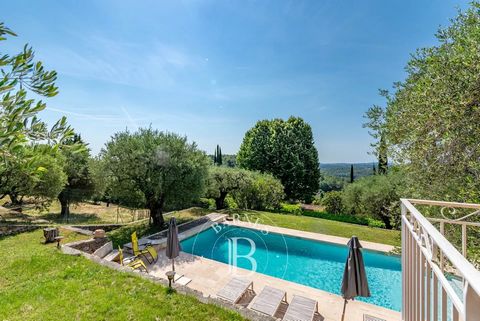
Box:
378;134;388;175
213;147;217;165
372;163;377;175
350;164;354;183
217;145;223;166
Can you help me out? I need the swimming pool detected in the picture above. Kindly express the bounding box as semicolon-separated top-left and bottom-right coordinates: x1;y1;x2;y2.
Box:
181;223;402;311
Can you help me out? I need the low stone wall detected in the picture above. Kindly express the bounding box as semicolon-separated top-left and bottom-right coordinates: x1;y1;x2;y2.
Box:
0;225;41;237
67;237;110;254
71;224;123;232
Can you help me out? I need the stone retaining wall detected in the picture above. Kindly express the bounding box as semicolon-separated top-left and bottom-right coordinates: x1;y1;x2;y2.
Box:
0;225;41;237
67;237;110;254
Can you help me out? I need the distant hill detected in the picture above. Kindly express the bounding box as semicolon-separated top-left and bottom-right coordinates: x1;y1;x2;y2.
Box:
207;155;377;180
320;163;376;179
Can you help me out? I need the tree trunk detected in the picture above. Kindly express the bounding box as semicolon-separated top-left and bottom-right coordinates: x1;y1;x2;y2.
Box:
215;192;228;210
59;195;70;217
8;192;21;205
149;200;165;227
379;209;392;229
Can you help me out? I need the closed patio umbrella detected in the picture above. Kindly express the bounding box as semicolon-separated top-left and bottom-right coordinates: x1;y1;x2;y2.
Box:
166;217;181;272
341;236;370;321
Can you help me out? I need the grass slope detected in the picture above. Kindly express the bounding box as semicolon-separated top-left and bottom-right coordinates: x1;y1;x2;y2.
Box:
235;210;401;247
0;229;245;321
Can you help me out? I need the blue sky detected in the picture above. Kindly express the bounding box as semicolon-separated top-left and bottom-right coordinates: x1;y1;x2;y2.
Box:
2;0;469;162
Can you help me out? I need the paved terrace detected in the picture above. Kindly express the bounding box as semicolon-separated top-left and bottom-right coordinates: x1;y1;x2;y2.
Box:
143;215;400;321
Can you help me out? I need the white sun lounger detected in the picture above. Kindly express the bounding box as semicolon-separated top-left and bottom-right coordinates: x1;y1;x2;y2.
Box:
250;285;287;316
216;277;253;303
283;295;318;321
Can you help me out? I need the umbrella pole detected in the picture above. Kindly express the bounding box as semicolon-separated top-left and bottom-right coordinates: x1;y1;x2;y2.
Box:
341;299;347;321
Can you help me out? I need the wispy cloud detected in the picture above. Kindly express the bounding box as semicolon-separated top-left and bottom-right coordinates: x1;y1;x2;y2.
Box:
45;35;203;89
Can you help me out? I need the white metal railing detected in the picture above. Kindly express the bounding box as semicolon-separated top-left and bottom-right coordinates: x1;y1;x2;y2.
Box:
401;199;480;321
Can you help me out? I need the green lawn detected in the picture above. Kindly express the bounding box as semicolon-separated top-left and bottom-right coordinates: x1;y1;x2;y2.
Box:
234;210;401;247
0;229;245;321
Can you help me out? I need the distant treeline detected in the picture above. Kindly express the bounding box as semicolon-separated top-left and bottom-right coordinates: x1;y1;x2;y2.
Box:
320;163;377;179
208;155;376;180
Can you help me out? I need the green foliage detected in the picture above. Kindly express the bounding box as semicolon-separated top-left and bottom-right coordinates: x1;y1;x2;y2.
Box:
319;175;346;193
302;209;385;228
342;171;405;229
320;163;376;179
197;197;216;210
205;166;251;210
58;135;95;216
279;203;303;215
224;194;238;209
88;156;110;203
364;92;389;175
321;191;344;214
0;145;66;204
0;22;73;205
237;117;320;201
102;128;209;227
231;171;284;210
367;3;480;202
213;144;222;166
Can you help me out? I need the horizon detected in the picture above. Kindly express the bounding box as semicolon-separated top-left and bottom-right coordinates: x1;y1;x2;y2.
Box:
2;0;469;162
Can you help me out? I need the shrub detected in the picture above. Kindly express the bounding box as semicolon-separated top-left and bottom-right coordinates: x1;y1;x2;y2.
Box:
366;217;386;228
232;171;284;210
224;194;238;209
279;203;302;215
342;171;405;229
321;191;344;214
312;193;323;206
197;198;215;210
303;210;367;225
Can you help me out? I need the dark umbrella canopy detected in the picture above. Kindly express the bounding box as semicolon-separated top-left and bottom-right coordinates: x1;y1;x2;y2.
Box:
166;217;181;271
341;236;371;300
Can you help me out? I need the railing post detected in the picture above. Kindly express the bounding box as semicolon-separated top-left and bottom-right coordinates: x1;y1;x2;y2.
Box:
461;223;467;258
440;221;445;272
401;202;407;321
464;282;480;321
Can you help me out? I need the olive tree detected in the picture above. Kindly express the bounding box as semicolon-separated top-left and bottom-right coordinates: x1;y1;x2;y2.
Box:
58;134;95;217
205;167;250;210
0;22;73;205
102;128;209;227
366;3;480;202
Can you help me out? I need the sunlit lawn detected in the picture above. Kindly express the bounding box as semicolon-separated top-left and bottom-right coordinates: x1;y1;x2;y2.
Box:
0;228;245;321
22;201;144;224
234;210;401;247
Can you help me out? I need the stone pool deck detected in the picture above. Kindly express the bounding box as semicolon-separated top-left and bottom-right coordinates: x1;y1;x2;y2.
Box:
147;218;401;321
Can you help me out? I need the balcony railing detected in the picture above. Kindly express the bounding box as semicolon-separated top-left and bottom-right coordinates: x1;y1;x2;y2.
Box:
401;199;480;321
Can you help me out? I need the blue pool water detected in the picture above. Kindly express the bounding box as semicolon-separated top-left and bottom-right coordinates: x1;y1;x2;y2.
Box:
181;224;402;311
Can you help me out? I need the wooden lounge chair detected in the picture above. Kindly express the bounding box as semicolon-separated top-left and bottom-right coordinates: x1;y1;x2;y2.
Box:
250;285;287;316
216;277;253;303
131;231;158;264
118;246;148;272
283;295;318;321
